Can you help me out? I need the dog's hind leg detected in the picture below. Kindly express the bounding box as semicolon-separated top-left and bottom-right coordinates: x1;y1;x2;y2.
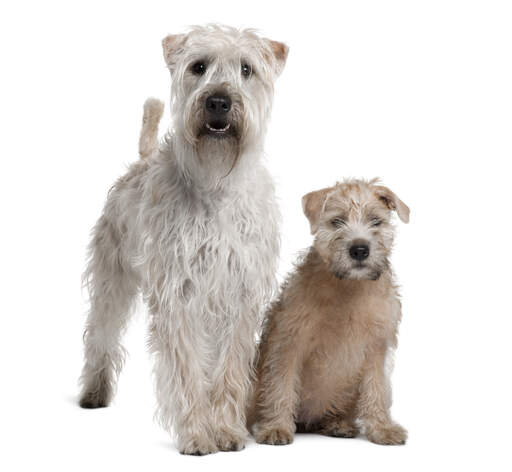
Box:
79;214;139;408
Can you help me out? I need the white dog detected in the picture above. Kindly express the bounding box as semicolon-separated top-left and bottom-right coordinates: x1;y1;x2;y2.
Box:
79;25;288;455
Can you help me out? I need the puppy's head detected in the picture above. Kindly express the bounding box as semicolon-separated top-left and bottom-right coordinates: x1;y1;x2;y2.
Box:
302;179;409;280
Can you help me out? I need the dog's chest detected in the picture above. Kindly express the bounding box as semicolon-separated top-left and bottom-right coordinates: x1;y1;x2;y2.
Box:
200;195;275;263
145;183;278;303
300;284;399;403
313;281;396;345
135;159;280;315
305;308;379;385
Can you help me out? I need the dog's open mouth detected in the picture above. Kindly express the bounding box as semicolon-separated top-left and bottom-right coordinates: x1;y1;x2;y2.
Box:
206;122;230;132
199;118;238;141
204;120;233;137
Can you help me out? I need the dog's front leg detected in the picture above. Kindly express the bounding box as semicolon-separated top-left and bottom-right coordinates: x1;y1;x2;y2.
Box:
149;307;218;455
210;312;257;452
252;310;305;446
357;342;408;445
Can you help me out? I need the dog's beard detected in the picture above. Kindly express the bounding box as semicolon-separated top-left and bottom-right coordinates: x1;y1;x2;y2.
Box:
331;259;387;281
191;110;246;176
333;268;381;281
195;132;241;174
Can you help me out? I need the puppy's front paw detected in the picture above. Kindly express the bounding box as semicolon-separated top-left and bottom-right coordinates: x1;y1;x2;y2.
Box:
366;423;407;445
179;436;218;455
318;418;359;438
255;427;294;445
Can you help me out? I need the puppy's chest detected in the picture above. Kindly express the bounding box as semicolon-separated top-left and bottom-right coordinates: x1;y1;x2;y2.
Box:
306;291;396;373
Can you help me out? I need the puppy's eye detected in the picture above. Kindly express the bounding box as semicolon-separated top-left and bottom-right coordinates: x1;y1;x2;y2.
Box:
191;61;207;75
331;218;346;228
241;63;252;78
371;219;383;227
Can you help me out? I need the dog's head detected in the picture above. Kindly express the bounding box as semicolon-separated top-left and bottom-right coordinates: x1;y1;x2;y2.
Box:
162;25;288;174
302;179;409;280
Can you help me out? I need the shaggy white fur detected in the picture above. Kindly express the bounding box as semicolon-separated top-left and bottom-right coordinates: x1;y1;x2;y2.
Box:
79;24;288;455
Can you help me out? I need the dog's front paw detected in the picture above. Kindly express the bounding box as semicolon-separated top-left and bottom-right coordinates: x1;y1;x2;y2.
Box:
317;418;359;438
215;430;246;452
79;390;109;409
255;427;294;446
179;436;218;456
366;423;407;445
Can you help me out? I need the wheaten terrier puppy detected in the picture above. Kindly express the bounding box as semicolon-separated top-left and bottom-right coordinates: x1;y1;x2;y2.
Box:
79;25;288;455
252;178;409;446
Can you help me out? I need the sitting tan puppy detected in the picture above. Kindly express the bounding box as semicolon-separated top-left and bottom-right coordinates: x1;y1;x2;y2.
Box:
253;178;409;446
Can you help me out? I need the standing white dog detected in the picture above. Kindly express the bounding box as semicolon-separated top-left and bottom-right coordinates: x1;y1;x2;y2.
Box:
79;25;288;455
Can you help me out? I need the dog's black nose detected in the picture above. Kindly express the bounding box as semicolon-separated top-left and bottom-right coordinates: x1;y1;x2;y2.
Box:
205;94;231;115
349;244;370;261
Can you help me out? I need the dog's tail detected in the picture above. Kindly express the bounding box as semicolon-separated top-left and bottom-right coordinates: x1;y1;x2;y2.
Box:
138;97;164;159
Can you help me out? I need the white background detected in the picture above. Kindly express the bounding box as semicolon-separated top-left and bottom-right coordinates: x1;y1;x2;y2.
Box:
1;1;511;470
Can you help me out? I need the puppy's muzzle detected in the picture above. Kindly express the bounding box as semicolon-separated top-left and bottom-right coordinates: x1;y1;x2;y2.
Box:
349;240;370;261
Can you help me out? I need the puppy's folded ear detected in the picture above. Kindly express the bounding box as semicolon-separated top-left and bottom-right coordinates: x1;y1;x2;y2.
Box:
162;34;186;72
263;39;289;77
302;188;330;234
375;186;410;223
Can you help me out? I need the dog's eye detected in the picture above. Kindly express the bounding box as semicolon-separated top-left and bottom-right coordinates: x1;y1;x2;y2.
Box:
191;61;207;75
241;63;252;78
371;219;383;227
331;218;346;228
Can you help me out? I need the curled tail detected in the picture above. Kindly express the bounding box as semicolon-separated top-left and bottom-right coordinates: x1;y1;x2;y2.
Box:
138;98;164;159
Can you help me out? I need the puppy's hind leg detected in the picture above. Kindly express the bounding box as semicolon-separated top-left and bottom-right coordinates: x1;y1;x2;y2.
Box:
79;215;138;408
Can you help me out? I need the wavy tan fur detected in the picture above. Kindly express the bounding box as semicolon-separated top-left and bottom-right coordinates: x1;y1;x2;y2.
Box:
252;179;409;446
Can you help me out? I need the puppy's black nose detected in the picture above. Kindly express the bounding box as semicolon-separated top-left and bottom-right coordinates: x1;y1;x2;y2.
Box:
205;94;231;115
349;244;370;261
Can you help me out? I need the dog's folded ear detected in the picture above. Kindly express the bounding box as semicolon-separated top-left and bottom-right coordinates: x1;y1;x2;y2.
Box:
263;39;289;77
162;34;186;71
302;188;330;234
375;186;410;223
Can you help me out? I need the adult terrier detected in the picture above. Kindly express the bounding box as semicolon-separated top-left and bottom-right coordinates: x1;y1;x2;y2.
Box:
79;25;288;455
253;179;409;446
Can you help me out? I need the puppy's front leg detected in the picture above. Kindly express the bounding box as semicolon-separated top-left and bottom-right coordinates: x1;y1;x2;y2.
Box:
357;342;407;445
253;307;306;446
